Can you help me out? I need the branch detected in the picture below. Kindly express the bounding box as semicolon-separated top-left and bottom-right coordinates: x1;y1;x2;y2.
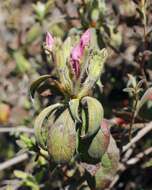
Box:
123;121;152;152
0;153;28;171
0;127;34;134
126;147;152;165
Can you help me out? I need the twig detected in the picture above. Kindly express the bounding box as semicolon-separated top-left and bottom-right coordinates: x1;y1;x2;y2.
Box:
0;127;34;134
126;147;152;165
123;121;152;152
107;146;152;190
129;97;138;141
0;153;28;171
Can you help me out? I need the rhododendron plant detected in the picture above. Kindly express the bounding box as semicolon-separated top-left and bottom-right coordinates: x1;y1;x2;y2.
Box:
30;29;120;189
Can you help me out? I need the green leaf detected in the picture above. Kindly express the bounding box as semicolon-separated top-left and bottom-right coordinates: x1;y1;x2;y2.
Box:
135;87;152;116
62;37;72;64
102;135;120;172
101;153;112;168
13;51;31;74
84;135;120;190
33;2;46;21
88;48;108;79
142;158;152;168
80;108;87;137
127;74;137;88
88;120;110;160
14;170;28;179
81;96;104;138
34;103;63;149
69;98;81;122
26;24;42;44
29;75;52;101
55;48;73;94
77;49;108;98
47;109;76;163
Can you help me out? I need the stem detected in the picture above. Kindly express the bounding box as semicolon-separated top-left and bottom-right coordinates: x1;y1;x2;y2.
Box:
129;96;138;141
140;0;148;87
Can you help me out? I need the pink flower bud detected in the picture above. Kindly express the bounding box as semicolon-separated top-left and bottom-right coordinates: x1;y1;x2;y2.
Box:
70;44;82;78
71;44;83;61
70;29;91;78
80;29;91;48
45;32;54;50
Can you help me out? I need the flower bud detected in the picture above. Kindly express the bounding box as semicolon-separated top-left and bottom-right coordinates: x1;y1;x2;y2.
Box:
45;32;54;51
70;29;91;78
80;29;91;48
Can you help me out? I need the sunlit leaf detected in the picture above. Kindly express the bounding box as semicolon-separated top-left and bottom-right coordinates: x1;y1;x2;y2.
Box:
14;170;28;179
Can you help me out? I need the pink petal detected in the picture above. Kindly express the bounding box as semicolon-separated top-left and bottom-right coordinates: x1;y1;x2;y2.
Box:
80;29;91;48
70;44;82;77
70;29;91;78
45;32;54;50
71;44;83;61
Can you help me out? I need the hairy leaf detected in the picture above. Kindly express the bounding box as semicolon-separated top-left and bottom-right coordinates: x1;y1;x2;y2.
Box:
77;49;108;98
47;109;76;163
135;87;152;116
81;96;104;138
88;119;110;160
69;98;81;122
34;103;63;149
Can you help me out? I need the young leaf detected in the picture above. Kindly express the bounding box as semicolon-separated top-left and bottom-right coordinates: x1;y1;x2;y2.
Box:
77;49;108;98
29;75;52;101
